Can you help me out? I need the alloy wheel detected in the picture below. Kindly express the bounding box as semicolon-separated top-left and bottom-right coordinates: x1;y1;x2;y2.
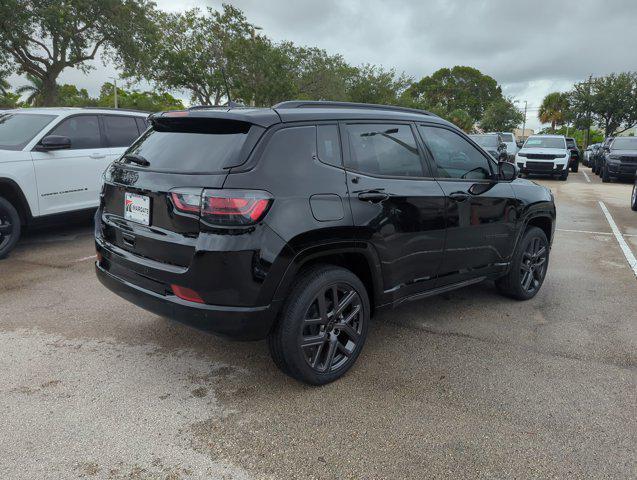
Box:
520;237;547;294
299;283;364;373
0;206;14;252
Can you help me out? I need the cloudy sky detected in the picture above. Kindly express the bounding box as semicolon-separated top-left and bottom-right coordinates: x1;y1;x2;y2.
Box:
9;0;637;130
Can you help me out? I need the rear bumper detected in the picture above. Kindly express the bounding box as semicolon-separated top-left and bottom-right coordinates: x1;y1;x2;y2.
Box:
96;261;280;340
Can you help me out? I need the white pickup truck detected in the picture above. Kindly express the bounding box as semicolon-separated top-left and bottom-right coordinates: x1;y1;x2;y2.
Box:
0;108;149;258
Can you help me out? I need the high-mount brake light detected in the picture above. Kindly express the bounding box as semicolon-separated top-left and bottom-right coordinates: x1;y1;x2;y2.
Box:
201;189;272;226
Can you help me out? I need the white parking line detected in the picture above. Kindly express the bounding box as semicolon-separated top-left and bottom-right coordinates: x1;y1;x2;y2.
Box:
582;171;591;183
556;228;612;236
598;201;637;279
74;255;97;263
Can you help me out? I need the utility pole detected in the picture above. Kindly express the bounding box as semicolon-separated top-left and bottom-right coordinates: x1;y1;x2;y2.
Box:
521;100;528;141
109;76;119;109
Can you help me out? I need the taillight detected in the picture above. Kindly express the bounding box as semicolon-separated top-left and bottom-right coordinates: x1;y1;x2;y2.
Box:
170;191;201;213
201;189;272;226
168;189;272;226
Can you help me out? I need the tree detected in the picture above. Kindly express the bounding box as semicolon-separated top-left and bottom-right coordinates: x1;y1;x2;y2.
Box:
446;109;474;132
0;0;160;106
0;69;10;96
480;98;524;132
96;82;184;111
407;66;503;121
346;64;412;105
538;92;570;132
15;73;44;106
570;73;637;137
57;84;96;107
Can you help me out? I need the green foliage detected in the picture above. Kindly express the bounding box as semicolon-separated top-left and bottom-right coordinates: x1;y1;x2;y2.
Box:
15;74;44;106
569;73;637;137
538;126;604;148
407;66;503;122
480;98;524;132
96;82;184;111
346;64;412;105
538;92;570;131
57;84;97;107
0;91;21;108
445;109;474;132
0;0;160;106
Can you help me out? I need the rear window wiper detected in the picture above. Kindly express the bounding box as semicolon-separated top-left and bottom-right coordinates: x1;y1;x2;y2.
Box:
122;153;150;167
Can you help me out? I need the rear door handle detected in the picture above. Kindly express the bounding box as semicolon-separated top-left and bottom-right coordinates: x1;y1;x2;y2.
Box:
358;191;390;203
449;192;470;202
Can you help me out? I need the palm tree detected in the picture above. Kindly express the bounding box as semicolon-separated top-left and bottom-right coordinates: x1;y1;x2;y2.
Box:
16;74;45;106
538;92;570;132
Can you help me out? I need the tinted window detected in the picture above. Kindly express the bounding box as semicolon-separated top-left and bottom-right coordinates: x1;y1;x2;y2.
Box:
49;115;101;150
566;138;576;148
122;120;251;173
611;137;637;150
345;123;423;177
500;133;514;141
419;126;492;180
523;137;565;149
0;113;56;151
316;124;342;166
135;117;149;134
104;115;140;147
469;134;499;148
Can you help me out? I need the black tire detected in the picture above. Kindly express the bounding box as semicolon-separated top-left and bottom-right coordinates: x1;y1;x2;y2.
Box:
496;226;549;301
571;161;578;172
559;170;568;181
631;183;637;211
0;196;21;259
267;265;370;385
601;165;611;183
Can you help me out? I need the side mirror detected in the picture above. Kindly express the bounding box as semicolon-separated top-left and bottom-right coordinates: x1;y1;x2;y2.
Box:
498;160;518;181
38;135;71;151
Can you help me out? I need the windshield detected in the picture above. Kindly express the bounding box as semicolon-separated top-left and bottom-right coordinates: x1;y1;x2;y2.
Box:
500;133;514;142
469;134;499;148
566;139;576;148
0;113;57;151
523;137;565;149
611;137;637;150
121;119;252;173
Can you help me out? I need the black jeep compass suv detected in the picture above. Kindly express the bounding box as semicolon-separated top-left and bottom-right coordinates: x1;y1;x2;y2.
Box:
95;101;556;385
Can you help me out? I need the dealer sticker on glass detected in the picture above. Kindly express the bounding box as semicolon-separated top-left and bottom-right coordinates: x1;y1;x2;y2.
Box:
124;192;150;225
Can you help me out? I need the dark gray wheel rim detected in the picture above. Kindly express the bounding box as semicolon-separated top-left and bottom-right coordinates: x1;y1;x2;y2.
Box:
300;283;363;373
0;205;14;251
520;236;547;294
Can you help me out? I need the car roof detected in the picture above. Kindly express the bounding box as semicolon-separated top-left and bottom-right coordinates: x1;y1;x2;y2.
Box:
156;101;454;129
528;134;565;138
10;107;149;116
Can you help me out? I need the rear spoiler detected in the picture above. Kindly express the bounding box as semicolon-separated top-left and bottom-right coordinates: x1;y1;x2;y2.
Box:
150;108;280;129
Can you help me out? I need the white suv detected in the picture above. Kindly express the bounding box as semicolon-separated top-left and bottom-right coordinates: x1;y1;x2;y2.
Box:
515;135;570;181
0;108;149;258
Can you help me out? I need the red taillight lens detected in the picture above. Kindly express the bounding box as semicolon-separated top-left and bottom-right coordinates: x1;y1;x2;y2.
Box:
170;191;201;213
201;189;272;226
171;284;204;303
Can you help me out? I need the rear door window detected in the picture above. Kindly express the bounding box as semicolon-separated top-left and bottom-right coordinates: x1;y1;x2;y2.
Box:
344;123;425;177
103;115;140;147
48;115;101;150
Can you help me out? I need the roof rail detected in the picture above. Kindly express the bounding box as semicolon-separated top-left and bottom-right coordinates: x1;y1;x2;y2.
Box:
272;100;436;117
188;101;246;111
81;106;151;114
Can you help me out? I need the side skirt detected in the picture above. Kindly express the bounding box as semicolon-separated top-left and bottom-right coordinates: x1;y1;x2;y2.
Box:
390;276;487;309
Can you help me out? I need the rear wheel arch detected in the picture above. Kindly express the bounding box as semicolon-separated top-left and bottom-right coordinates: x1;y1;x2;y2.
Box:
272;243;382;315
0;178;32;225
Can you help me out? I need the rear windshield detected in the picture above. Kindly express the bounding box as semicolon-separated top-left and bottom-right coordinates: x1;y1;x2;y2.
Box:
0;113;56;150
120;118;252;173
523;137;565;149
566;138;576;148
469;134;498;148
611;137;637;150
500;133;514;141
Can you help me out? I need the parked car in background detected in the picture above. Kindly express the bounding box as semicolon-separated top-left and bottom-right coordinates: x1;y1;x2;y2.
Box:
468;133;508;162
0;107;149;258
632;177;637;211
515;135;570;180
583;144;592;167
496;132;518;161
594;137;614;175
95;101;556;385
565;137;580;172
601;136;637;183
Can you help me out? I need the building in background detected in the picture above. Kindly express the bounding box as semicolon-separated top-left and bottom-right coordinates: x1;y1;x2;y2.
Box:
514;128;534;141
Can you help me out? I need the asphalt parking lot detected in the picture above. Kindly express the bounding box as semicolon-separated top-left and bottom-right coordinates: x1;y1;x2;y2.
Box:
1;170;635;479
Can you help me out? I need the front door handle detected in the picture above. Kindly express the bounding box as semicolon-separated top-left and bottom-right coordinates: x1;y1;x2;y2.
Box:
449;192;470;202
90;153;106;159
358;191;390;203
